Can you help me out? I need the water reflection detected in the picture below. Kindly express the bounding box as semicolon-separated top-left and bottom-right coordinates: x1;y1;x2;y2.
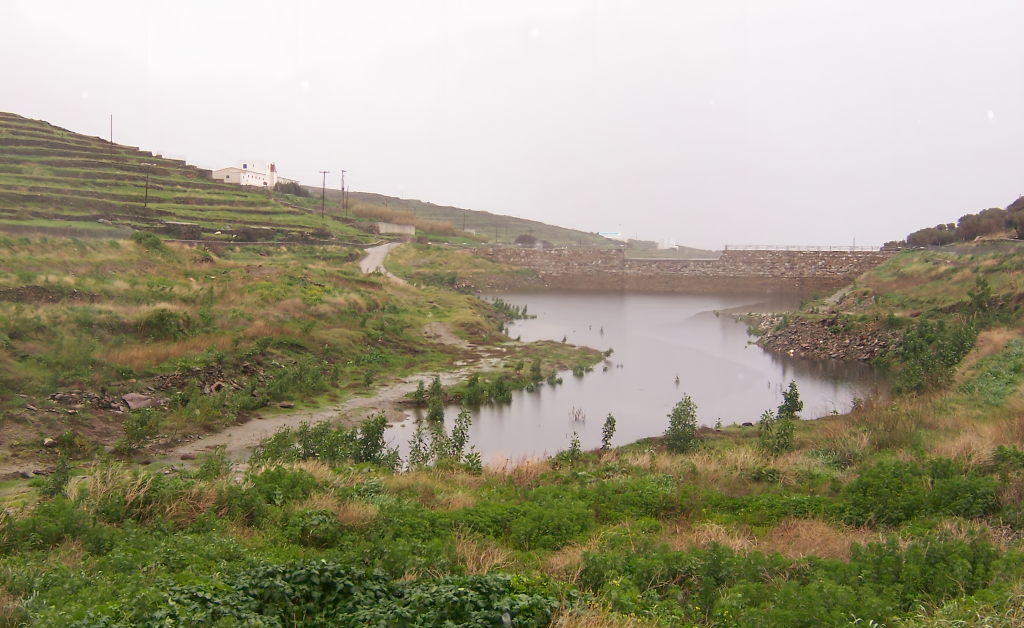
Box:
385;291;879;462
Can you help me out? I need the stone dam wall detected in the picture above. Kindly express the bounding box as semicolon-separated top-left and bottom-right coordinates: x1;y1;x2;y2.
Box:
476;248;895;293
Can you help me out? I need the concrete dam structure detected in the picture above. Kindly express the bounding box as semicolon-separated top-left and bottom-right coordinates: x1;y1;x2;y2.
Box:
476;247;895;293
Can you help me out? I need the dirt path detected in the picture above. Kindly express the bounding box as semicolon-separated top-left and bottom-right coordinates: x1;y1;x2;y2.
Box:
359;242;406;284
164;357;506;463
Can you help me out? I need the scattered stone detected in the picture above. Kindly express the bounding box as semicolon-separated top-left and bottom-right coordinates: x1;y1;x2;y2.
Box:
122;393;158;410
26;404;37;411
18;471;33;479
17;394;27;399
103;445;116;454
278;401;295;408
42;438;58;448
180;452;196;460
140;459;152;465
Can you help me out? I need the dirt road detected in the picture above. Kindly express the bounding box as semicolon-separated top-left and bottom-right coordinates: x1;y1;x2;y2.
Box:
359;242;406;284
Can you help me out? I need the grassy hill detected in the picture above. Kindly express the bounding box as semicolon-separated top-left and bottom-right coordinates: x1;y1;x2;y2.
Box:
312;188;619;247
0;112;369;243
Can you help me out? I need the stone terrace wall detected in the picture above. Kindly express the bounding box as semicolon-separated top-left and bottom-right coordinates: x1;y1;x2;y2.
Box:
476;248;894;293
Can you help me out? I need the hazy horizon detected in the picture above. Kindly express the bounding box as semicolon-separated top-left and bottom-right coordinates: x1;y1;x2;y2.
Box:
2;1;1022;249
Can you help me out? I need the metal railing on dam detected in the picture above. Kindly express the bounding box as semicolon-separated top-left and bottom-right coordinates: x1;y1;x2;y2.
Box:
725;245;883;252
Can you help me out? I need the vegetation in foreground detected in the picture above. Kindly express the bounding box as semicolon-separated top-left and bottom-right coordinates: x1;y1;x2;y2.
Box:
0;246;1023;626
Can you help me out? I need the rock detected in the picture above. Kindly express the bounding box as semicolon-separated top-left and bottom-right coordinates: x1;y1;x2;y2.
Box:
278;401;295;408
42;438;58;448
26;404;37;411
18;471;33;479
741;422;754;427
122;393;158;410
180;452;196;460
140;459;151;465
103;445;116;454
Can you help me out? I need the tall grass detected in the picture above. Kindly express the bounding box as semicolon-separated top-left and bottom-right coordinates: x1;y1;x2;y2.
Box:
350;201;457;235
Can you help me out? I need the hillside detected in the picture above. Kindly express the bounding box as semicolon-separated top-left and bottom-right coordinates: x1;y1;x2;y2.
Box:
0;112;368;243
312;188;618;247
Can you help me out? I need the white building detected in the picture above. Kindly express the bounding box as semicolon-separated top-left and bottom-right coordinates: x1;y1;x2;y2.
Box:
599;231;628;242
213;161;290;187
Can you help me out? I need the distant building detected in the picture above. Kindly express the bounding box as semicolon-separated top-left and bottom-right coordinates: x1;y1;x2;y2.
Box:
599;231;627;242
213;161;295;187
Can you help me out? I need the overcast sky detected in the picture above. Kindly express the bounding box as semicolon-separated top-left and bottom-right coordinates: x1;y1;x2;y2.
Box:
3;1;1022;248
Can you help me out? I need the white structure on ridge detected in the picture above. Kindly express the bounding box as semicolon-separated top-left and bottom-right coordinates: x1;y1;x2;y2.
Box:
212;161;297;187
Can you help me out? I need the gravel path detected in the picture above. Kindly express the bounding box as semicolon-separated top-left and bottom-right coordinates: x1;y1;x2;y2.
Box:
359;242;406;284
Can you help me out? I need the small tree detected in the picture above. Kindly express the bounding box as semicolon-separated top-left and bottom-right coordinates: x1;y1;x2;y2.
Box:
778;381;803;420
758;409;795;456
412;380;427;405
427;375;444;422
601;413;617;451
529;361;542;381
665;394;700;453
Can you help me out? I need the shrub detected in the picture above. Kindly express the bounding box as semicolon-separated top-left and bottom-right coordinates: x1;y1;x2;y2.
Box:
130;230;165;251
287;509;342;548
757;410;794;456
116;408;161;452
664;394;700;453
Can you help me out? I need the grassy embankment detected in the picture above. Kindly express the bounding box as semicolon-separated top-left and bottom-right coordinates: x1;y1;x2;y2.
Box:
0;234;601;474
385;243;544;292
4;244;1024;625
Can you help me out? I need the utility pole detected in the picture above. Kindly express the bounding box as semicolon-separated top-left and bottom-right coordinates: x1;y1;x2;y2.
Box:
319;170;330;219
342;169;350;213
340;170;346;214
463;208;466;231
141;163;154;209
109;115;113;155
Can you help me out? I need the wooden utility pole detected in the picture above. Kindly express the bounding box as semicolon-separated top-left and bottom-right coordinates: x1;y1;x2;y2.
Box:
141;163;154;209
340;170;347;214
319;170;330;219
109;115;113;155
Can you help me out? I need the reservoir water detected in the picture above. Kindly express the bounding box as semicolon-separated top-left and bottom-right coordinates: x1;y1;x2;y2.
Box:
386;291;877;463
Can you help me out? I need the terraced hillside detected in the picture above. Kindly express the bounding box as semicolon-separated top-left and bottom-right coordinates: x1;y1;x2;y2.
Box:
0;112;368;243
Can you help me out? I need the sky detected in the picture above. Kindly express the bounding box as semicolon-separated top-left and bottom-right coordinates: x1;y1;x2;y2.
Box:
2;1;1023;249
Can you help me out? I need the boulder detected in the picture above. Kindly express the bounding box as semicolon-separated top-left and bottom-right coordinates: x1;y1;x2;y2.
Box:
122;393;157;410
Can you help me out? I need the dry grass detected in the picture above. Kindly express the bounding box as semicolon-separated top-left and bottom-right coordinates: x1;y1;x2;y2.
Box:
439;492;476;511
243;319;289;339
550;606;657;627
350;202;457;235
543;536;602;583
761;518;874;561
935;518;1018;553
100;335;234;370
663;521;756;553
48;539;87;568
0;586;25;628
453;530;512;575
292;491;378;527
486;455;551;487
956;327;1024;381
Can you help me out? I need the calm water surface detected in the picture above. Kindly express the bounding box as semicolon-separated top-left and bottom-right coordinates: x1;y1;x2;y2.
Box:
386;291;877;462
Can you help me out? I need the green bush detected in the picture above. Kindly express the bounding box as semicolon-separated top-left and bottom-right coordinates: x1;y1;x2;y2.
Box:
287;509;342;548
664;394;700;453
116;408;161;452
843;459;1000;526
130;230;165;251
